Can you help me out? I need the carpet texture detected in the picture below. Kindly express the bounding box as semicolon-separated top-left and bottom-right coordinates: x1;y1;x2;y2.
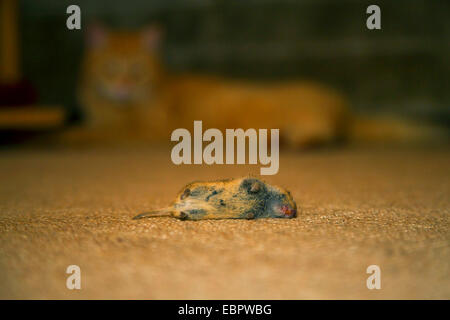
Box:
0;147;449;299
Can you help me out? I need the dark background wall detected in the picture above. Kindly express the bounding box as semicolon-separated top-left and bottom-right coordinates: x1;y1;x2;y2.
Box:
20;0;449;125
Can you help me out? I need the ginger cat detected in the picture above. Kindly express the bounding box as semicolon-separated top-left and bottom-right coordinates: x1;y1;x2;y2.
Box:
72;24;442;147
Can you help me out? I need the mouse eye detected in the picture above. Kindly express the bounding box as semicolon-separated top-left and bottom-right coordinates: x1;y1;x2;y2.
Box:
180;188;190;200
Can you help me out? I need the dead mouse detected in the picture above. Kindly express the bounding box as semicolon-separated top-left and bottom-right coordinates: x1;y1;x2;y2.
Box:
133;177;297;221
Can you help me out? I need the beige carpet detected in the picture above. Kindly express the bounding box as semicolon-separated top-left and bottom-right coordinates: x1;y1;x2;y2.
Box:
0;146;449;299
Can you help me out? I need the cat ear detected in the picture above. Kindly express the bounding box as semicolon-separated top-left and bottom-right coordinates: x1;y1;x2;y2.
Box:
141;25;163;51
86;23;108;48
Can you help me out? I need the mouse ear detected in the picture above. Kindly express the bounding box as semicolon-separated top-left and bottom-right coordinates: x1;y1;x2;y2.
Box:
240;178;263;194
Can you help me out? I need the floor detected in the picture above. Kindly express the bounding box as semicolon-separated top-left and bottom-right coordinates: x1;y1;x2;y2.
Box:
0;146;449;299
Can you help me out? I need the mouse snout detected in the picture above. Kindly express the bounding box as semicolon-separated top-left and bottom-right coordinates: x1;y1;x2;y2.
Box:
281;205;297;218
269;200;297;219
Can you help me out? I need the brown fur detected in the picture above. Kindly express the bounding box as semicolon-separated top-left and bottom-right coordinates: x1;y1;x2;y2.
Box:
75;25;349;147
133;177;297;220
72;25;444;147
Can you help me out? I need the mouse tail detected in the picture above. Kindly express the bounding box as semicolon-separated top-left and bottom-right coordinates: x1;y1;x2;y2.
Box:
132;208;173;220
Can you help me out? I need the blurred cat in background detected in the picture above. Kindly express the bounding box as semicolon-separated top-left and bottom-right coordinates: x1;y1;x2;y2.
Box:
70;24;442;147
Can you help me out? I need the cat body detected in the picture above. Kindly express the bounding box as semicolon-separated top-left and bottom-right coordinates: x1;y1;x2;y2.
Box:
154;74;349;146
73;25;441;147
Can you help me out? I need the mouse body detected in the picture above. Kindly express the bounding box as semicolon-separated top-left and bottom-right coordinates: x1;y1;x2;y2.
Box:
133;177;297;220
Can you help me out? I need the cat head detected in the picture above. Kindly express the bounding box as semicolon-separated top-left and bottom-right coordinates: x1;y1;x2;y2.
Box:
81;23;164;105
